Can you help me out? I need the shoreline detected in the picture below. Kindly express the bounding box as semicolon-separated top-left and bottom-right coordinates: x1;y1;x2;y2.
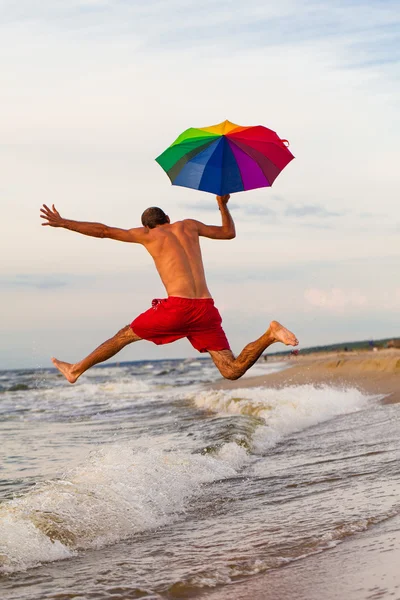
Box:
209;348;400;403
202;513;400;600
202;349;400;600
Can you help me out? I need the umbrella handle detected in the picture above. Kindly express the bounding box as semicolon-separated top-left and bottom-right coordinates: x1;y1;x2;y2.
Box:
281;139;290;147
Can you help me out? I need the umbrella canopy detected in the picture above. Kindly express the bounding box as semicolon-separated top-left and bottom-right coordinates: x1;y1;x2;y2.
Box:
155;120;294;195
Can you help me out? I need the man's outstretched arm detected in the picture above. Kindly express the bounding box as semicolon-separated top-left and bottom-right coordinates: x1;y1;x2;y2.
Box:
40;204;147;243
190;195;236;240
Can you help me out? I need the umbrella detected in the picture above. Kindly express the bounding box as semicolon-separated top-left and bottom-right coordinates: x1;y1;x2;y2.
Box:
155;119;294;195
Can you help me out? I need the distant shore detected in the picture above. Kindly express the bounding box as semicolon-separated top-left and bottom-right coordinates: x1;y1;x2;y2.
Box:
210;348;400;403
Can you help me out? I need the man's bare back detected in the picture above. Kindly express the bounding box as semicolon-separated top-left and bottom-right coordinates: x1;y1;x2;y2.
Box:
141;220;213;299
40;195;298;383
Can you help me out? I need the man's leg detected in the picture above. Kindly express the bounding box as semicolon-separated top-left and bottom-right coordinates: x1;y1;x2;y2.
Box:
208;320;298;381
52;326;141;384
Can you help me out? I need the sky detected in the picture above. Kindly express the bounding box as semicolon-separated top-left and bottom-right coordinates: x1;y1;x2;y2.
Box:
1;0;399;368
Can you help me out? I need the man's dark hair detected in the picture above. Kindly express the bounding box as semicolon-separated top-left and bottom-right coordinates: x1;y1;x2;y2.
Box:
141;207;169;229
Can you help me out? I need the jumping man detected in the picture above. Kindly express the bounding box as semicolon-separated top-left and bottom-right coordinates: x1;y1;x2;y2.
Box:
40;195;298;383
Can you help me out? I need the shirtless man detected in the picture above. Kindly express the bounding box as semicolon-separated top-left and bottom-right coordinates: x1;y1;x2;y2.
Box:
40;195;298;383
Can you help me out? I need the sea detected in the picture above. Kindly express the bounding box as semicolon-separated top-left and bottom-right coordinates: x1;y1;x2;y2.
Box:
0;357;399;599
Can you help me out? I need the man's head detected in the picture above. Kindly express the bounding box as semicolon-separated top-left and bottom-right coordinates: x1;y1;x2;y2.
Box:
141;207;170;229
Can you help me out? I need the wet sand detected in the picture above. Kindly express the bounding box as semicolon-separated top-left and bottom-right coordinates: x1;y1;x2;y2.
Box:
203;348;400;600
211;349;400;404
202;513;400;600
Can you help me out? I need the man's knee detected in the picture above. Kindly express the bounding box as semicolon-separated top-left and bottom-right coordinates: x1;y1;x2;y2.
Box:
209;350;244;381
118;325;141;343
117;325;131;337
219;364;244;381
223;372;241;381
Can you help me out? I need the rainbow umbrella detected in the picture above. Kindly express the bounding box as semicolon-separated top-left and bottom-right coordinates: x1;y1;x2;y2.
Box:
155;120;294;195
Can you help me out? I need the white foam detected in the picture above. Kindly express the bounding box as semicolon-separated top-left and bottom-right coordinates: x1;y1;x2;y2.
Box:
0;440;246;573
240;361;288;379
7;378;157;421
194;385;371;452
49;378;154;401
0;513;74;573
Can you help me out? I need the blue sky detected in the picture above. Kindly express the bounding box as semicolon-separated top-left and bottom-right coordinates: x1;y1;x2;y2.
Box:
1;0;399;368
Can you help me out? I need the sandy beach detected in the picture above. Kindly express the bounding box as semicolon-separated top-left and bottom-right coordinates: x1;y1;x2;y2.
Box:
211;348;400;404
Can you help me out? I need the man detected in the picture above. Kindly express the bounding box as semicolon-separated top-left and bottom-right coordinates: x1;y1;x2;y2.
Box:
40;195;298;383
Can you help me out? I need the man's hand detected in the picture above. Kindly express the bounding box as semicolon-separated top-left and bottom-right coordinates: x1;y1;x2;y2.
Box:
40;204;148;243
40;204;64;227
216;195;230;206
192;194;235;239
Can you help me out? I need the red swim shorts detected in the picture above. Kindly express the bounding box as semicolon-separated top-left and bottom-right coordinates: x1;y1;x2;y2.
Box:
130;296;231;353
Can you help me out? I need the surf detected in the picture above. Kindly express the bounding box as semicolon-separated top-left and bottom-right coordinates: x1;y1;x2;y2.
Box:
0;383;373;575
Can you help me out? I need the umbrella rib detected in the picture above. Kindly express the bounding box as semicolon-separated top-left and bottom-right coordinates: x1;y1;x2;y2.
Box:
228;138;281;173
225;138;244;193
165;139;219;183
227;137;294;186
197;138;224;195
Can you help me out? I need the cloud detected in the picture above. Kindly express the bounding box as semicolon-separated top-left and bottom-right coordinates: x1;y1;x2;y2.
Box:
207;264;302;283
303;283;399;315
181;199;341;221
181;187;346;222
299;221;334;230
179;201;240;212
1;0;399;74
237;204;278;218
2;274;73;290
179;201;278;218
382;288;400;310
359;212;381;219
304;287;368;312
284;204;344;218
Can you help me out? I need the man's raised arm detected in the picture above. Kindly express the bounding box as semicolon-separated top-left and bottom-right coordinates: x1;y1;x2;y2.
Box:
40;204;148;243
191;195;236;240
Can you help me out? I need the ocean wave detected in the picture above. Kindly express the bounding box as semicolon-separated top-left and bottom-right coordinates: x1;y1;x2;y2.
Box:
193;385;371;452
0;378;158;421
0;441;248;574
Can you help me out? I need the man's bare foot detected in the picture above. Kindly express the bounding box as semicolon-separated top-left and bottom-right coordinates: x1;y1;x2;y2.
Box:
270;321;299;346
52;358;79;384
